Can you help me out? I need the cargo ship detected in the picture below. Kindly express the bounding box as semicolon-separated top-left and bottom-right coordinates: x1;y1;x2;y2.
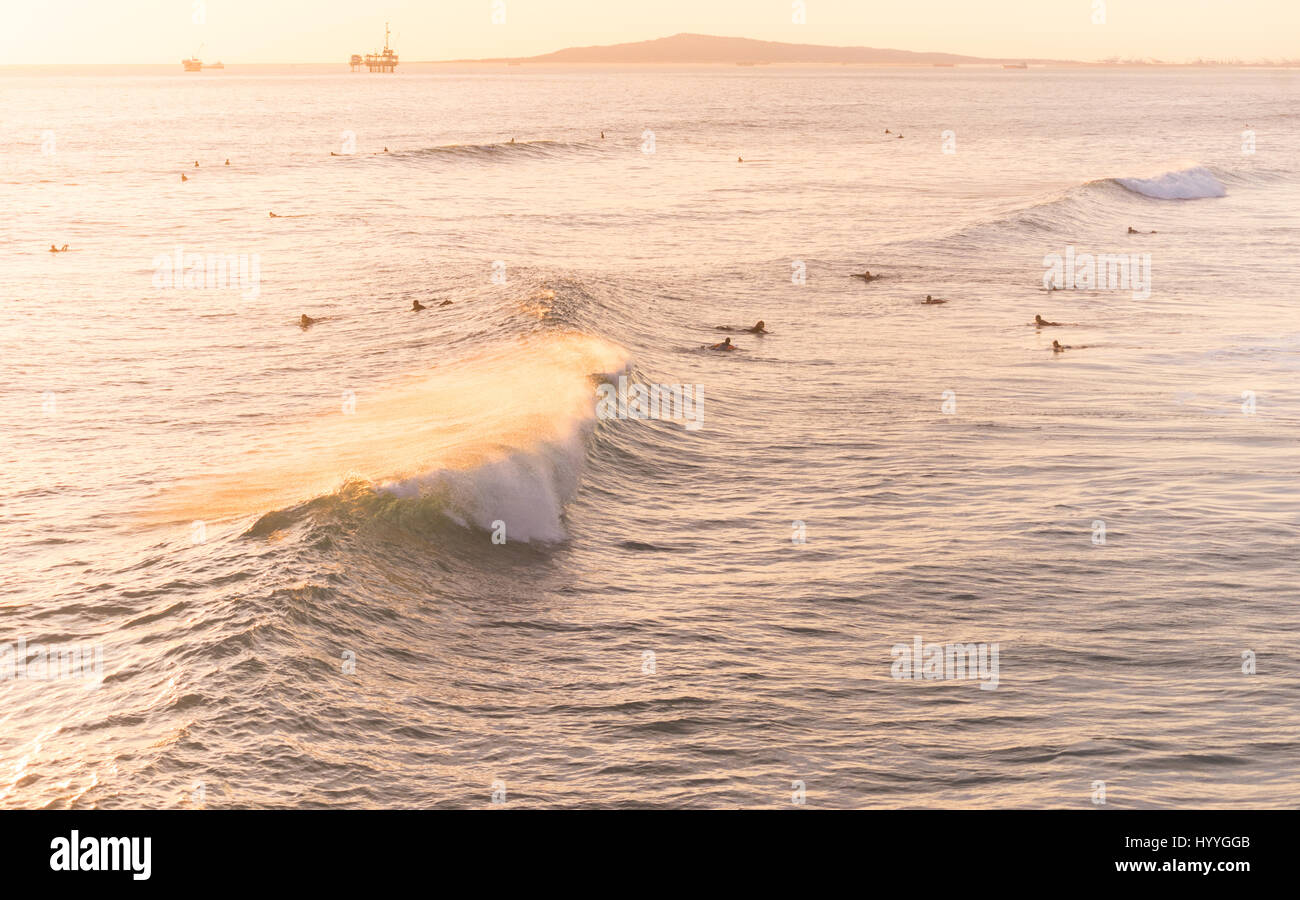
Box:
182;47;223;71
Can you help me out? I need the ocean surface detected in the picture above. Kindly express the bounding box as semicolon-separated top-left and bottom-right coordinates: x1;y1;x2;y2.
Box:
2;65;1298;808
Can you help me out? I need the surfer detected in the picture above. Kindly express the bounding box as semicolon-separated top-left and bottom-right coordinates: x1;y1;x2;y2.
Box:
438;300;453;307
738;156;743;163
1127;226;1157;234
299;314;317;328
181;174;188;182
745;320;768;334
225;159;230;165
885;129;892;134
923;294;947;304
601;131;605;139
1035;314;1062;327
710;337;736;351
852;271;880;282
48;244;59;253
194;161;199;168
412;300;426;311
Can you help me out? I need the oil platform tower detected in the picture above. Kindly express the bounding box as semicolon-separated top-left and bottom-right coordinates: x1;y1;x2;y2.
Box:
358;23;399;73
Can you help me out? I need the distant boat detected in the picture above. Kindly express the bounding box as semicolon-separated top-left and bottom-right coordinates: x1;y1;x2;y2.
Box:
182;58;202;72
1003;62;1029;69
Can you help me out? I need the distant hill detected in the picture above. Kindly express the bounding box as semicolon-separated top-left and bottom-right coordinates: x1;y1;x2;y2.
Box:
453;33;1070;66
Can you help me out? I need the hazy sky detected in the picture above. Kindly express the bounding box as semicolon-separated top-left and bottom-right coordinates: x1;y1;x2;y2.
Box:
2;0;1296;64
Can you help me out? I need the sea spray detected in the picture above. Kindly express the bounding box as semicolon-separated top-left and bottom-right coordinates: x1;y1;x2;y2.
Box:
147;332;629;541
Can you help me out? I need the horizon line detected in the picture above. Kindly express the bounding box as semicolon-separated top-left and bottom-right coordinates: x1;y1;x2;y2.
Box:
3;32;1298;69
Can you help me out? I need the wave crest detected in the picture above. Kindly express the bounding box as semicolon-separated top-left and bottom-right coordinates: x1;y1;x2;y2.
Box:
401;139;593;162
1111;166;1226;200
152;332;629;543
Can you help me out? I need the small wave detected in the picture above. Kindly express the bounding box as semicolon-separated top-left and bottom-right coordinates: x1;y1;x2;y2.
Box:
1110;166;1226;200
400;139;593;162
904;164;1233;249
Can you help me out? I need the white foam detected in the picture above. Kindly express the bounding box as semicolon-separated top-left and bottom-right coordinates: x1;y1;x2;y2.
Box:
1114;166;1226;200
381;430;588;543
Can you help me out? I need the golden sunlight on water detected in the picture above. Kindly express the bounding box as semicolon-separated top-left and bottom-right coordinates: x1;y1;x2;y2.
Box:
144;332;628;525
4;62;1298;816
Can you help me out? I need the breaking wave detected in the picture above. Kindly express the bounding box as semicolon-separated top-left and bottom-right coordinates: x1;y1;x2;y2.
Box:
1110;166;1227;200
151;330;630;544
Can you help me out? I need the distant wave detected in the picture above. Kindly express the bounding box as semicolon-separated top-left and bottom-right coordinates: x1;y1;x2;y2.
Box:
913;164;1236;248
1108;166;1226;200
401;139;596;161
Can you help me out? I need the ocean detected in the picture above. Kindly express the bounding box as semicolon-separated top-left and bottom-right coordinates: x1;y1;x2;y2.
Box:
2;65;1298;808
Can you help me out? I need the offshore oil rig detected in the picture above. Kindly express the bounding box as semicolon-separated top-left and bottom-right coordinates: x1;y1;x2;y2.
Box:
353;23;399;72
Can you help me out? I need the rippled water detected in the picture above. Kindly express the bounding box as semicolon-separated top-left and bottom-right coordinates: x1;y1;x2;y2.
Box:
2;66;1299;808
